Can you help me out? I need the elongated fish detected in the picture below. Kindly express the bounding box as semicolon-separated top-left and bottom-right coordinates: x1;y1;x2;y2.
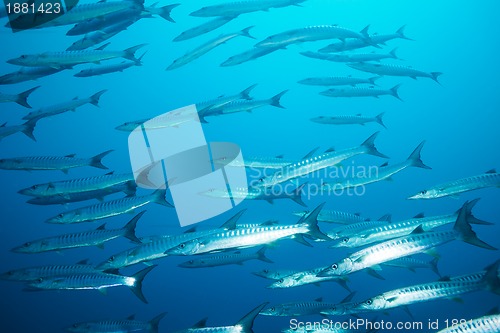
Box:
67;20;134;51
46;189;171;224
382;256;441;276
255;25;371;49
0;67;66;85
190;0;306;17
325;214;392;241
173;16;236;42
434;313;500;333
408;169;500;199
0;259;99;281
200;183;307;206
317;201;496;277
179;247;273;268
323;141;430;191
27;265;157;304
172;303;268;333
267;266;349;290
311;113;386;128
74;57;144;77
261;293;355;317
97;211;244;269
166;203;330;256
320;85;402;100
23;90;106;121
351;260;500;313
301;48;399;62
167;27;255;70
348;62;442;83
0;119;38;142
320;25;413;53
257;132;387;188
298;76;380;87
292;209;368;224
67;312;167;333
7;44;146;69
0;150;112;173
252;269;297;280
221;45;282;66
196;84;256;112
0;86;39;108
13;212;143;253
214;147;318;169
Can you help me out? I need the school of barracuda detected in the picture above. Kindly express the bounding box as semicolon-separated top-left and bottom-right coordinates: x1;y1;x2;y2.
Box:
0;0;498;332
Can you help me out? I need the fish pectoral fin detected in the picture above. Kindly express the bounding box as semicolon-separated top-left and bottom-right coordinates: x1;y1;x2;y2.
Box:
97;288;108;295
448;297;464;303
96;244;105;250
61;169;69;174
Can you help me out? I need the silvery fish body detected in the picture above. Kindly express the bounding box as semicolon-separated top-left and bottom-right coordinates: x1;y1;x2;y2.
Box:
0;261;99;281
190;0;306;17
347;62;442;83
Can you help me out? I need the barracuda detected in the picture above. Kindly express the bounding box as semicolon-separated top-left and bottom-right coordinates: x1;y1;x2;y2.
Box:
298;76;381;87
179;247;273;268
292;208;368;224
220;45;282;66
190;0;306;17
261;293;355;317
382;256;441;276
331;199;490;248
347;62;442;83
435;313;500;333
324;214;392;240
301;48;398;63
352;260;500;313
408;169;500;199
67;312;167;333
266;266;349;290
166;203;330;256
320;85;402;100
311;113;386;128
0;259;98;281
167;27;255;70
96;211;245;269
318;201;496;277
45;189;171;224
0;120;38;142
0;150;112;173
257;132;387;188
252;269;298;280
174;16;236;42
0;67;65;85
27;265;157;303
12;212;143;253
75;56;144;76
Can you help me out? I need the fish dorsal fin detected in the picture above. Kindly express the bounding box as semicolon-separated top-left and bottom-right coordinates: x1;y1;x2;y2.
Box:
192;318;208;328
485;169;496;174
96;223;106;230
220;209;246;230
438;276;451;281
314;297;323;302
126;314;135;320
1;122;7;127
377;214;391;222
95;42;110;51
184;226;197;233
76;259;89;265
410;225;425;234
275;154;284;158
302;147;319;160
72;96;78;100
65;154;76;158
105;171;114;175
379;162;388;167
413;213;425;218
341;291;356;304
324;147;335;153
486;307;500;315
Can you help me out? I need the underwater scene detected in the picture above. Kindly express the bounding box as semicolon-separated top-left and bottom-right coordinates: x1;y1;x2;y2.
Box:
1;0;499;332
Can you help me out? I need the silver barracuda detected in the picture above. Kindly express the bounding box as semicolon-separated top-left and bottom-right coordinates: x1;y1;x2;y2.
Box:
347;62;442;83
317;201;496;277
0;67;66;85
0;259;99;281
323;141;430;191
96;211;245;269
298;76;381;87
190;0;306;17
22;90;107;121
324;214;392;241
174;16;236;42
252;269;297;280
199;183;307;207
256;132;387;188
266;266;349;290
255;25;372;49
300;48;399;62
311;113;386;128
12;212;143;253
45;189;171;224
220;45;282;66
408;169;500;199
166;203;330;256
320;85;402;100
0;119;38;142
196;84;257;112
434;313;500;333
0;150;112;173
19;172;135;197
0;86;39;108
167;27;255;70
351;260;500;313
319;25;413;53
261;293;355;317
74;57;143;77
67;312;167;333
172;303;268;333
7;44;146;69
179;247;273;268
382;256;441;276
27;265;157;304
67;20;134;51
292;209;368;224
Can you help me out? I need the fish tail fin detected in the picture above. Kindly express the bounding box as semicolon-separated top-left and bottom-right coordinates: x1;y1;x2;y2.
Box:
361;131;388;158
464;198;493;225
130;265;156;304
135;51;147;66
359;24;380;48
235;303;268;333
431;72;443;84
482;260;500;295
368;76;382;86
123;211;145;244
453;201;497;250
152;189;173;207
149;312;167;333
396;25;414;40
256;247;273;263
240;84;257;100
269;90;288;109
429;257;441;277
389;47;399;59
155;4;179;23
89;89;107;107
240;26;256;39
123;44;147;62
89;150;113;169
21;119;38;141
123;180;137;197
300;202;330;241
375;112;387;129
16;85;40;108
290;182;307;207
407;141;431;169
390;84;403;101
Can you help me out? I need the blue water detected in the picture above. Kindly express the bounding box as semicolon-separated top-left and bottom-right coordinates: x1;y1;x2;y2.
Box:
1;0;499;332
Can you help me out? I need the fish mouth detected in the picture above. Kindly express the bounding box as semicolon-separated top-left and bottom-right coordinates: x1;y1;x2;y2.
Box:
406;195;418;200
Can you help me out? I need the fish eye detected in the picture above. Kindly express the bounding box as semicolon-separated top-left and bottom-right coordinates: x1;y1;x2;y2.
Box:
7;271;13;275
24;242;31;247
57;214;63;218
278;278;284;283
366;299;373;305
342;238;349;243
179;244;185;249
270;307;275;311
331;263;338;270
32;185;38;189
420;190;426;195
21;55;26;58
188;260;194;264
263;269;269;273
37;278;43;283
108;256;115;262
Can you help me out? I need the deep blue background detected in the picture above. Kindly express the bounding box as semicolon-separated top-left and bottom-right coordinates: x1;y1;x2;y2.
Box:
1;0;499;332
